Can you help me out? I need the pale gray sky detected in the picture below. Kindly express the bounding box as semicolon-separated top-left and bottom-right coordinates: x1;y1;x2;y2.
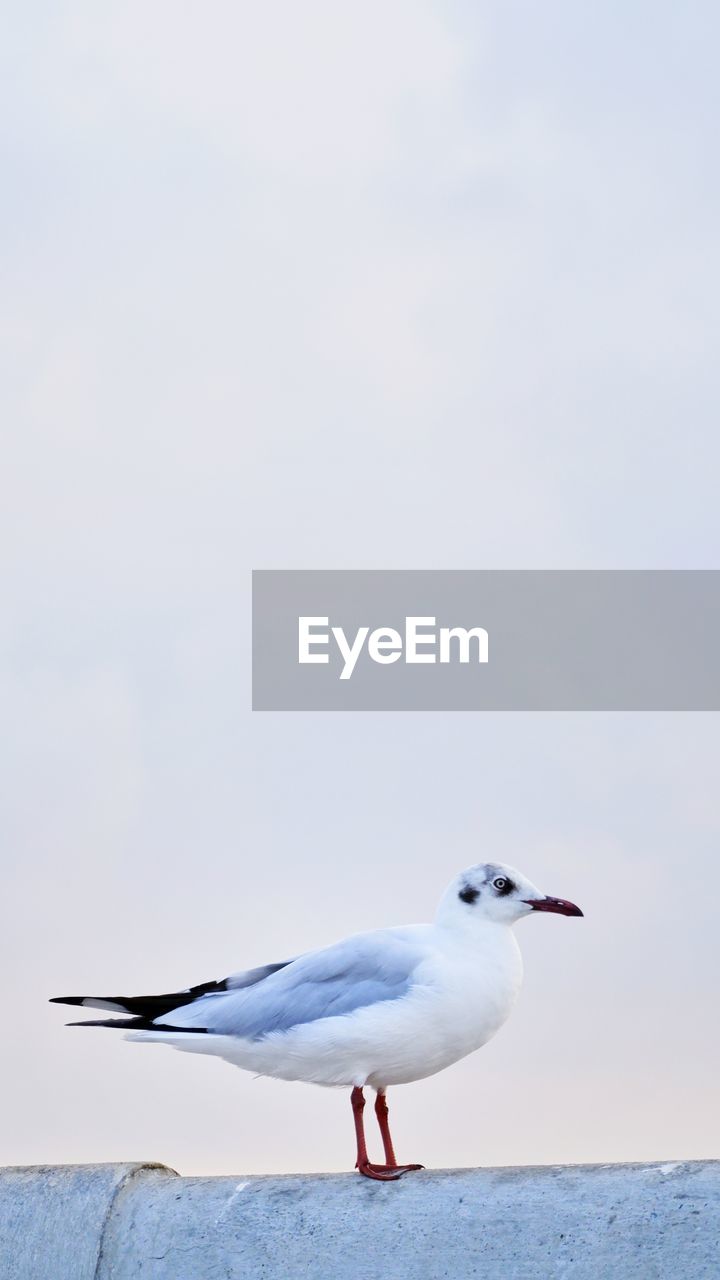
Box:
1;2;719;1175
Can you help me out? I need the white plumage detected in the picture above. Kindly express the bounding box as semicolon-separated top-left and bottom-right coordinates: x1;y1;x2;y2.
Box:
52;860;582;1179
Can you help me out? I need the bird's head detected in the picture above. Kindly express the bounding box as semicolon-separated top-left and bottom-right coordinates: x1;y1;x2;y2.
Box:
437;862;584;929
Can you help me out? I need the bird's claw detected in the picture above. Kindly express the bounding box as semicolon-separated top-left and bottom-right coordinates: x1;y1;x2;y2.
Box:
356;1161;424;1181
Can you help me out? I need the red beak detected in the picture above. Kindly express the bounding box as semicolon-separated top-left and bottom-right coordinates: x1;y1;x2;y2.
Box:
524;895;583;918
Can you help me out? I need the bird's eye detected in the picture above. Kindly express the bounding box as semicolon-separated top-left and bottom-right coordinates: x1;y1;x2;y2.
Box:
493;877;508;891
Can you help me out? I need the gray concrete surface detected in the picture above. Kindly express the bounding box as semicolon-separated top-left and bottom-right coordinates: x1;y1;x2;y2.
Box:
0;1160;718;1280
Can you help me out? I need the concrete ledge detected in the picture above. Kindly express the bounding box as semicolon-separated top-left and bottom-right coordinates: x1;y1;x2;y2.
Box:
1;1160;718;1279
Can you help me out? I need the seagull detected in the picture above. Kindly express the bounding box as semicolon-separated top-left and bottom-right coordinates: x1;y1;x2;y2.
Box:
51;862;582;1181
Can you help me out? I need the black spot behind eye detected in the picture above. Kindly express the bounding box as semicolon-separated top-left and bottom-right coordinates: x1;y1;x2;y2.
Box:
459;885;479;904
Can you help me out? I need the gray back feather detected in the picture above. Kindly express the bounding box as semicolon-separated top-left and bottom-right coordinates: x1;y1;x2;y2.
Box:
160;929;425;1039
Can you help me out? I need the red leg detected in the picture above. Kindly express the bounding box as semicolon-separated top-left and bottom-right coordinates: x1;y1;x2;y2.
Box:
374;1090;423;1176
351;1087;371;1170
374;1091;398;1166
351;1087;423;1181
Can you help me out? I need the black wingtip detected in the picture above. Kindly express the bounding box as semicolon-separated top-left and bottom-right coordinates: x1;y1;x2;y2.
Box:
64;1016;209;1033
50;996;87;1006
65;1018;132;1028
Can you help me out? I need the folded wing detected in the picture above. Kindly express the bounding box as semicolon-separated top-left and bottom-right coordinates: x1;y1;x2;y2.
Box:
52;929;427;1039
169;930;425;1038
